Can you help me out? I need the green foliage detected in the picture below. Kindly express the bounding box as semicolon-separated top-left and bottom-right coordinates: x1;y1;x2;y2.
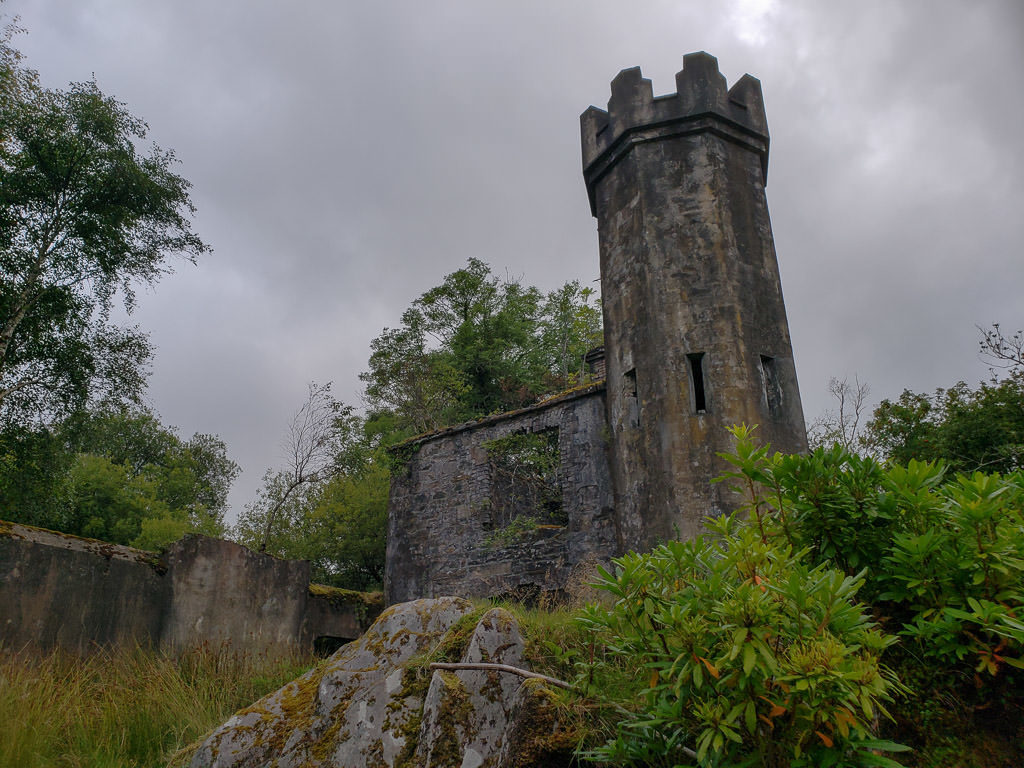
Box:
0;20;208;426
235;476;384;585
0;404;237;549
576;511;904;767
65;452;168;544
865;374;1024;474
483;514;541;548
361;259;602;434
484;429;564;529
540;280;604;384
717;425;1024;699
0;422;73;525
233;390;388;590
880;471;1024;675
302;461;390;589
0;15;224;553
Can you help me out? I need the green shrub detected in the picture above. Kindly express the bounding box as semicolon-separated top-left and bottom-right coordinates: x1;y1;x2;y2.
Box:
575;512;906;767
718;426;1024;681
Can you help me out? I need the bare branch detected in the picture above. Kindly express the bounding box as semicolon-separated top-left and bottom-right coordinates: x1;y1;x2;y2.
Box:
428;662;573;690
807;375;870;452
258;381;344;552
978;323;1024;375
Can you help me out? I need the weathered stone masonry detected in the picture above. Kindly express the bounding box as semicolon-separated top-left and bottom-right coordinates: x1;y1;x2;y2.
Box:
0;522;381;655
584;51;807;552
386;53;807;604
386;383;617;604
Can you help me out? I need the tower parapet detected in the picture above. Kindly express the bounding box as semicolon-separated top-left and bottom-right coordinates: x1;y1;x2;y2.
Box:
582;52;768;215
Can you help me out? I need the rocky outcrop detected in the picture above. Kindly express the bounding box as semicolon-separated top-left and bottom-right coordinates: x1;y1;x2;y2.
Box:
414;608;526;767
189;598;575;768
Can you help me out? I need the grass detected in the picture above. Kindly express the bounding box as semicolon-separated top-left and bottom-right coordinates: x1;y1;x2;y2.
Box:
0;643;316;768
880;647;1024;768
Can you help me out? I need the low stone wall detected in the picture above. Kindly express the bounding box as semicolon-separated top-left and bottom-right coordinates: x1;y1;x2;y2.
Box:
0;522;168;653
0;521;382;656
386;383;618;603
161;534;312;654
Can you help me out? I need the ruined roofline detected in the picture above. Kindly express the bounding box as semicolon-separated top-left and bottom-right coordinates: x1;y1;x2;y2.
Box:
387;379;606;453
581;51;769;215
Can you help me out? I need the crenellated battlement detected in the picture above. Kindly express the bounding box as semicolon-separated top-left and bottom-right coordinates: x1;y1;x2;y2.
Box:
581;52;769;215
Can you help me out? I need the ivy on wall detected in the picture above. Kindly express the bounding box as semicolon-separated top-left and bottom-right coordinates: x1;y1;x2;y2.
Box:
484;429;565;531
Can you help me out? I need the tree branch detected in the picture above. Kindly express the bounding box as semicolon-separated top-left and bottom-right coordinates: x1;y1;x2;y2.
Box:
428;661;573;690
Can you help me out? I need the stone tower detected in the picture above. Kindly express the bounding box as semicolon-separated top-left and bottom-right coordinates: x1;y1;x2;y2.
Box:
581;52;807;552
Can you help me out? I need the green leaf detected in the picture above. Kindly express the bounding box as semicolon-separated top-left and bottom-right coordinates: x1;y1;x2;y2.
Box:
744;699;757;734
743;643;756;675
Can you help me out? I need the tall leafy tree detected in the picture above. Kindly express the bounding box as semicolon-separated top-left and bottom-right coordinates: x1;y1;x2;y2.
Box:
538;279;602;384
361;259;603;434
0;403;238;548
297;462;390;589
0;18;208;425
0;422;72;526
866;376;1024;474
68;404;238;527
864;323;1024;473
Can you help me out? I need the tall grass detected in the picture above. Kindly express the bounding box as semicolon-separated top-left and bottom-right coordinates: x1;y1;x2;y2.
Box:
0;643;315;768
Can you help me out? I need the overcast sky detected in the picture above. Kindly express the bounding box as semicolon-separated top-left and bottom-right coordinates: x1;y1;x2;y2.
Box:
8;0;1023;520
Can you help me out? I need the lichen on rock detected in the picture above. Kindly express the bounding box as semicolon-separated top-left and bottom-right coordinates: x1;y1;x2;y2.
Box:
413;607;526;767
189;597;473;767
188;599;575;768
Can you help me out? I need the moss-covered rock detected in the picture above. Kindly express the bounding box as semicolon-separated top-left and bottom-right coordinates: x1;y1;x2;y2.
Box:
413;607;526;767
188;599;576;768
189;597;473;767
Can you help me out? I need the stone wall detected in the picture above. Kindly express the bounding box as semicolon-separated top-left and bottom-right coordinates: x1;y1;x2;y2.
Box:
161;534;313;654
0;521;381;655
385;383;617;604
0;522;168;653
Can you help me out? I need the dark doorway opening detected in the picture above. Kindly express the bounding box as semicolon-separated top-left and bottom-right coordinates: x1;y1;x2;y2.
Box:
314;635;350;658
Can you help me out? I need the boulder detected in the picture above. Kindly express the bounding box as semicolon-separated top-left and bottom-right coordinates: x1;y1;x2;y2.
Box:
414;607;525;767
188;598;575;768
190;597;473;767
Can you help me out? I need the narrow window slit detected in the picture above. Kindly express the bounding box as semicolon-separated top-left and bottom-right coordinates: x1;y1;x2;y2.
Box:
623;368;639;427
760;355;782;415
687;353;707;413
623;368;637;398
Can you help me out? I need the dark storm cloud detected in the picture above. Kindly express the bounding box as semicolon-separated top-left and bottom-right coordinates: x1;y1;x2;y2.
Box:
8;0;1023;516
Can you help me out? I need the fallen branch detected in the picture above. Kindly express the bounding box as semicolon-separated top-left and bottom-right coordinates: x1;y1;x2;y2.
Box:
427;662;573;690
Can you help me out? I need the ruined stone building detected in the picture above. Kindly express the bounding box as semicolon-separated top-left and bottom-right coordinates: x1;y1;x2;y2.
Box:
386;53;808;604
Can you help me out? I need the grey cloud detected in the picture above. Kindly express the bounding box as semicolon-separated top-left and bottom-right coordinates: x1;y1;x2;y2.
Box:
10;0;1023;516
